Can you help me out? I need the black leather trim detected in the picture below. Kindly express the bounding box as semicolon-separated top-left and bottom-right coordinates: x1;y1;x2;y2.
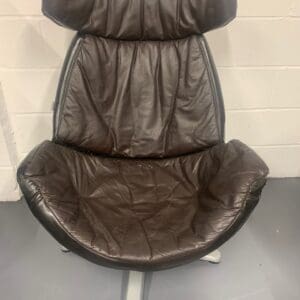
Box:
198;36;225;141
53;35;83;138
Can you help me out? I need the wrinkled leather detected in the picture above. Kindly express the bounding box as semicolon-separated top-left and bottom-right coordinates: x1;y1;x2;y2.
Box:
42;0;237;40
18;140;268;270
55;35;223;157
17;0;269;271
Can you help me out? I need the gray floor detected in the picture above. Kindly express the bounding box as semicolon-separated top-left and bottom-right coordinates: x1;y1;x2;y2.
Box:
0;179;299;300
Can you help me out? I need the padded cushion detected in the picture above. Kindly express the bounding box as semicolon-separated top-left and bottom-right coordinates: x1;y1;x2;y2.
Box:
18;140;268;271
42;0;237;40
54;35;224;158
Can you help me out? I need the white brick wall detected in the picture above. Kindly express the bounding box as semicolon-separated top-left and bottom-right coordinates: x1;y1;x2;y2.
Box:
0;1;299;201
0;83;20;201
209;1;300;179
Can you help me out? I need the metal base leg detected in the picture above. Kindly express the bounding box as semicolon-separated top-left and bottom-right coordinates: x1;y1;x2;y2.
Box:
125;271;145;300
60;246;71;253
200;249;221;264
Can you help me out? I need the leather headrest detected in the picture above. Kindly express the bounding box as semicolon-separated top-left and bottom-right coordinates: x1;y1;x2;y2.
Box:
43;0;237;40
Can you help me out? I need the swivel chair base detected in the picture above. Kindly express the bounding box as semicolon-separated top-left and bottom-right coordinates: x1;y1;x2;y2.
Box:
125;250;221;300
200;250;222;264
60;246;221;300
126;271;145;300
60;246;70;253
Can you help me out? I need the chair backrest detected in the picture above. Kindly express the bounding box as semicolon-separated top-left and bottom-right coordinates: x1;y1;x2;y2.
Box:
46;0;237;158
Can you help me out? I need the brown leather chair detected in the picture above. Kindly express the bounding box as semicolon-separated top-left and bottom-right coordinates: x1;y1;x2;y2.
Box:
17;0;269;271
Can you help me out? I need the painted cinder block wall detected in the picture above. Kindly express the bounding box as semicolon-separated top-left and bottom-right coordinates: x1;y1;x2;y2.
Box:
0;0;300;201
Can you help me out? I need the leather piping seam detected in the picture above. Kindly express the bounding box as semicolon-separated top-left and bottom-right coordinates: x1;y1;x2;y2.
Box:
140;0;145;39
162;40;181;154
52;35;80;137
54;37;83;138
197;36;223;141
201;37;226;139
87;0;97;28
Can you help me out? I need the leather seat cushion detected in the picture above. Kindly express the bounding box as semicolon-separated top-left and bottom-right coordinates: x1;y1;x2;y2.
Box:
17;140;268;270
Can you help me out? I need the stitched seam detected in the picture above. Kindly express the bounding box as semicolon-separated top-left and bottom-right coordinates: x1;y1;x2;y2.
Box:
87;0;97;28
127;44;139;152
77;50;112;150
55;39;84;138
105;0;110;34
177;0;181;36
140;0;145;39
162;40;181;154
197;37;222;141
